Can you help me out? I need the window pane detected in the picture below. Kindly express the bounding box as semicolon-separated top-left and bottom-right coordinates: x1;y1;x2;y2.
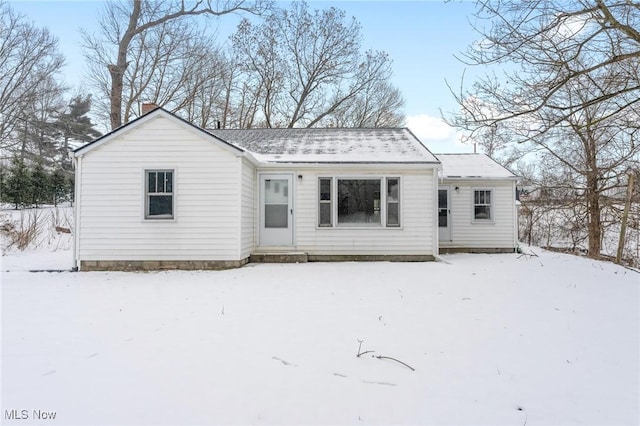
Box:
387;203;399;226
387;178;399;202
165;172;173;193
157;172;165;192
337;179;381;225
439;208;448;227
149;195;173;217
265;204;288;228
148;172;157;193
319;202;332;226
320;179;331;201
475;205;491;219
438;189;447;208
265;179;288;204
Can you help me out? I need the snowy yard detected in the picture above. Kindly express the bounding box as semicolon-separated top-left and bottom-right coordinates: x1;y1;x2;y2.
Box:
1;245;639;425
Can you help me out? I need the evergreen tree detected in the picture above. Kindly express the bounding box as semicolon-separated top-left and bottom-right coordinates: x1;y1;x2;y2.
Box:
29;162;49;207
65;174;75;206
0;164;6;203
55;95;101;171
4;156;32;209
50;169;69;206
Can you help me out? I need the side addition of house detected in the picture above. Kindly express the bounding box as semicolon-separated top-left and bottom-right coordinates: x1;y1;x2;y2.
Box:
436;153;519;253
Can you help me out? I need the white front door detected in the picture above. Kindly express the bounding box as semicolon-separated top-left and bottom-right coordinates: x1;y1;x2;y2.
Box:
260;174;294;246
438;187;451;241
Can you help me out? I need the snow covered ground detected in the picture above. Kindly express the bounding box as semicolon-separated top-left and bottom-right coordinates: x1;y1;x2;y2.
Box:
1;245;639;425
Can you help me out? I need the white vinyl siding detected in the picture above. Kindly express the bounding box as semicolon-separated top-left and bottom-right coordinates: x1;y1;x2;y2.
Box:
240;157;256;259
294;168;435;256
77;115;243;261
441;179;517;249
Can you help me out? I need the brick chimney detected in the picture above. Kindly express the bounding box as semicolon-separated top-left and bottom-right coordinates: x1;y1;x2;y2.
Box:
141;102;159;115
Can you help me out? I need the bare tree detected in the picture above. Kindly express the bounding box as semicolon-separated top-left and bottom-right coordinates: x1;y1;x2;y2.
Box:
326;80;405;128
447;0;640;259
231;1;403;128
82;0;271;131
0;1;65;153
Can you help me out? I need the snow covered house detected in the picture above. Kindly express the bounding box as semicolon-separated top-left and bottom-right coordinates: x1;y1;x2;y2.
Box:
71;108;444;271
436;153;519;253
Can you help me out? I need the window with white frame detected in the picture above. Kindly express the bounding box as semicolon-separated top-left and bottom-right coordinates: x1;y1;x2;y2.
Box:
386;178;400;227
146;170;174;219
473;189;492;220
318;178;332;227
318;177;400;227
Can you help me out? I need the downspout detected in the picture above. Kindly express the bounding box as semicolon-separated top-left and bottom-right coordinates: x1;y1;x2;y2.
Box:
72;154;82;271
235;154;243;262
433;166;441;256
513;180;519;252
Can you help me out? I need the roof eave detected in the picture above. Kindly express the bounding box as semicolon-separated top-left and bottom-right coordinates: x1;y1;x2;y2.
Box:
257;161;441;169
442;175;519;181
73;108;245;157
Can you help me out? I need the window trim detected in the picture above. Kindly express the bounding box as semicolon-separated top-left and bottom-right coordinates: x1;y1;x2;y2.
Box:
317;176;401;229
145;169;175;220
472;187;493;223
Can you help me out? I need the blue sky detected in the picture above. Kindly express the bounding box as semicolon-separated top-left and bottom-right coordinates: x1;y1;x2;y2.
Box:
9;0;481;153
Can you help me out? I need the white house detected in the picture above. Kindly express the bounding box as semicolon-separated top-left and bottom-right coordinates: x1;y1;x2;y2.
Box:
70;108;518;271
436;153;519;253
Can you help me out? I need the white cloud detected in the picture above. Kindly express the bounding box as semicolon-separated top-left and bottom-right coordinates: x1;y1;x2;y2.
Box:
406;114;471;154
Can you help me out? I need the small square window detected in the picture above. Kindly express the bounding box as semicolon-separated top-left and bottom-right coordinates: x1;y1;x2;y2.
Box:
146;170;174;219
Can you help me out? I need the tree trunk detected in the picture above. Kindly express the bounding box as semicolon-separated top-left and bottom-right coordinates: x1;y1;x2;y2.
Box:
586;171;601;259
109;1;142;130
108;64;124;130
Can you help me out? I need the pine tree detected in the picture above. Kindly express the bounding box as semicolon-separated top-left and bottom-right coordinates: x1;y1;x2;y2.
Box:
55;95;101;171
50;169;67;206
4;156;32;209
29;162;49;207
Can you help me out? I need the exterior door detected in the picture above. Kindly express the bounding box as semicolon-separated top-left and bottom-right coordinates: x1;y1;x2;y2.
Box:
438;187;451;241
260;174;293;246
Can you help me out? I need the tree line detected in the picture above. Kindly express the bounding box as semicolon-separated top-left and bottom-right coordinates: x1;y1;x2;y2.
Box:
1;157;74;209
81;0;404;131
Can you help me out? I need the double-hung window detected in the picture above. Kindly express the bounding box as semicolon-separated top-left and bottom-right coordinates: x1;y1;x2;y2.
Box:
386;178;400;227
319;178;332;227
473;189;492;221
318;177;400;227
146;170;174;219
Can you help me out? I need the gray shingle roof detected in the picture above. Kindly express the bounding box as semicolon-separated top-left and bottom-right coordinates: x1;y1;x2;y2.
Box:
436;153;517;179
208;128;439;163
